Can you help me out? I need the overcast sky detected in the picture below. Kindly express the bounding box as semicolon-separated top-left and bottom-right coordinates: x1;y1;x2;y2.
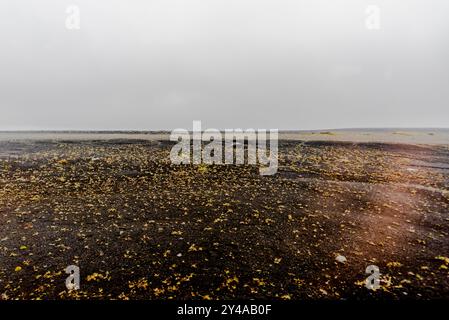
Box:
0;0;448;130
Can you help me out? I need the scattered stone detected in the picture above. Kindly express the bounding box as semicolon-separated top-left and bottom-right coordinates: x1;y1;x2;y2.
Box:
335;255;347;264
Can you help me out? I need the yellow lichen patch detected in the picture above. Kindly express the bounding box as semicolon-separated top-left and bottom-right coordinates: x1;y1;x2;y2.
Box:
386;261;402;268
86;272;111;282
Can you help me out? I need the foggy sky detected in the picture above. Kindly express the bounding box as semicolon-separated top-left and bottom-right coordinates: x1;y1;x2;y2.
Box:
0;0;448;130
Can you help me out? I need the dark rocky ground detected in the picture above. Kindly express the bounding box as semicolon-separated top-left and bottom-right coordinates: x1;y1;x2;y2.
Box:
0;139;448;300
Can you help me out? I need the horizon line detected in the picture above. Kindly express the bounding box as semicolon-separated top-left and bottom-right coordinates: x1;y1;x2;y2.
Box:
0;127;448;133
